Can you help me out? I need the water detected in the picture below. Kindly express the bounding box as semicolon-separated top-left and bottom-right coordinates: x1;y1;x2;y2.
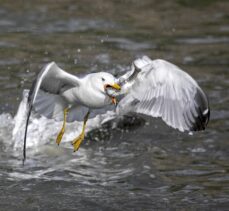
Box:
0;0;228;210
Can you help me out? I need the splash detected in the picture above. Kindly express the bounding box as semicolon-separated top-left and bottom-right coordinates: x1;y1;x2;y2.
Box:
0;89;117;151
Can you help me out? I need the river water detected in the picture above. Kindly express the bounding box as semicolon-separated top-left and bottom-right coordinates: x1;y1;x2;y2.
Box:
0;0;228;210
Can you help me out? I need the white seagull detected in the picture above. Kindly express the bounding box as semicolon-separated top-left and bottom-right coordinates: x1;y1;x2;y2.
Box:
22;56;210;163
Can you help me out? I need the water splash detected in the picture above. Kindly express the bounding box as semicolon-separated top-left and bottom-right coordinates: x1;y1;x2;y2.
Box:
2;89;117;151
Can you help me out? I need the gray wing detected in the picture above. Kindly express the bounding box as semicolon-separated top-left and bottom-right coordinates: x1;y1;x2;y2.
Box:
23;62;80;164
116;56;210;132
28;62;81;120
29;62;80;106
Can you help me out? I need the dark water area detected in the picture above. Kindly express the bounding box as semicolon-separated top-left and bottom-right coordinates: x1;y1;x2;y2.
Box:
0;0;228;210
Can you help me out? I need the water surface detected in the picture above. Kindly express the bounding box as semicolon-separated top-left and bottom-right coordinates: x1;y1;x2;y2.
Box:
0;0;228;210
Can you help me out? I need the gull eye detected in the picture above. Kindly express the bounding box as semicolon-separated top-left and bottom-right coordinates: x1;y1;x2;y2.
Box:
101;77;105;82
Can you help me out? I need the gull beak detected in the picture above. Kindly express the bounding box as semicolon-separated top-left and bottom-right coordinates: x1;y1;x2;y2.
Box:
104;83;121;91
104;83;121;106
111;83;121;91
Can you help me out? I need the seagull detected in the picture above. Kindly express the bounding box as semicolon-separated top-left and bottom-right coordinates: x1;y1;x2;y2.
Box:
22;56;210;163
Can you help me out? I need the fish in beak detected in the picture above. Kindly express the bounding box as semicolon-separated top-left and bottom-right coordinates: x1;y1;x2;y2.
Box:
104;83;121;105
111;96;117;105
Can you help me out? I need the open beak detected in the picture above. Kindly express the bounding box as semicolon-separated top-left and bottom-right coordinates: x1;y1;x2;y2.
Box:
104;83;121;106
104;83;121;91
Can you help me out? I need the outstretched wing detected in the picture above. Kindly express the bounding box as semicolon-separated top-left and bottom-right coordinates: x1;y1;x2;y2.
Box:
28;62;80;106
23;62;80;164
116;56;210;132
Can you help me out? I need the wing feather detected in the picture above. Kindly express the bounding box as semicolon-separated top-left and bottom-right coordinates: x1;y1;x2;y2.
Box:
23;62;80;163
29;62;80;106
117;56;210;132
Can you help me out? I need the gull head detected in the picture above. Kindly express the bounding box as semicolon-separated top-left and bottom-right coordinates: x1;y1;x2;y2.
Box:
93;72;121;104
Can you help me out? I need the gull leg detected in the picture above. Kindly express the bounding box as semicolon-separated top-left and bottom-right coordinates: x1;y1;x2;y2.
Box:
72;111;90;152
56;108;69;145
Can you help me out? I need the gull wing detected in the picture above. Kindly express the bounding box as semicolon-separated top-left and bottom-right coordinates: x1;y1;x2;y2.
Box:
28;62;80;106
116;56;210;132
23;62;80;164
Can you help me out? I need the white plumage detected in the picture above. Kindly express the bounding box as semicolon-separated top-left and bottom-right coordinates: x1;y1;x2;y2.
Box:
22;55;210;163
116;56;209;132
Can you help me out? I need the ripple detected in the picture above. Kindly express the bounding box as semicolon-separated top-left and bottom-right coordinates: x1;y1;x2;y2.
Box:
42;19;117;33
103;37;154;51
176;36;229;45
0;59;21;66
167;169;226;177
0;41;16;48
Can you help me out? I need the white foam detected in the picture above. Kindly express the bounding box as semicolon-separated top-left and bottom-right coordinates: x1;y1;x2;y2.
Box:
0;89;117;150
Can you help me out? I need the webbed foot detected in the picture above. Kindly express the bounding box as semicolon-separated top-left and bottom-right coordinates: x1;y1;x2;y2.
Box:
72;132;85;152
